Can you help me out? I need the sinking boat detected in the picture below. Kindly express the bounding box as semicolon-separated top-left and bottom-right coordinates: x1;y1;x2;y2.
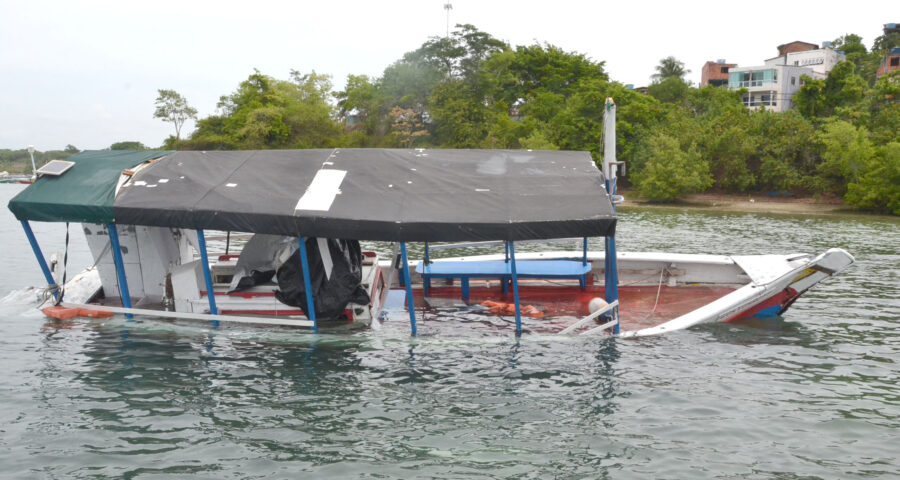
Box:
7;100;853;337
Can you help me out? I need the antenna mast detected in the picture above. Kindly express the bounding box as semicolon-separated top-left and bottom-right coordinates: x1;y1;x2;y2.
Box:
444;2;453;37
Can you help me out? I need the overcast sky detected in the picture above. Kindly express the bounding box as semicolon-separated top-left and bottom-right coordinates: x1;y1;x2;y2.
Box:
0;0;893;151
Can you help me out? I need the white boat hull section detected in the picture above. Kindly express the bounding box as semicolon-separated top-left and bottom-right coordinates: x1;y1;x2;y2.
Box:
620;248;855;337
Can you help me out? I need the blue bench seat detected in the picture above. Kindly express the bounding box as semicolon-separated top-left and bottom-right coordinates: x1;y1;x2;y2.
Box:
416;259;591;297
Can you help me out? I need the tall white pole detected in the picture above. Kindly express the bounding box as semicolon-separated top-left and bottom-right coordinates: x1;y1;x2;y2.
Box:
27;145;37;180
444;3;452;37
602;99;616;181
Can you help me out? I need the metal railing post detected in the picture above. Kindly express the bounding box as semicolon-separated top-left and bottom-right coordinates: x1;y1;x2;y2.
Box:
107;224;133;319
196;229;218;326
400;242;417;336
20;220;58;300
508;241;522;336
298;237;318;331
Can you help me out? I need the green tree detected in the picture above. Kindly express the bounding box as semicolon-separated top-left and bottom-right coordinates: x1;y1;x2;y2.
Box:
816;120;876;195
867;71;900;144
335;74;385;138
64;144;79;153
632;133;712;201
647;77;691;104
110;141;147;150
428;80;495;147
183;70;340;150
846;142;900;214
794;61;868;119
832;34;868;67
153;89;198;140
872;31;900;53
406;24;507;83
651;56;690;82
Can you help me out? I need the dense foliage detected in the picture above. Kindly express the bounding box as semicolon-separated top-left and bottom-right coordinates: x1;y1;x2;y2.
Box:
34;25;900;213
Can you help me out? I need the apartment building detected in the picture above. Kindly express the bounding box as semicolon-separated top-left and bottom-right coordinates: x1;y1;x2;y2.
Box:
728;65;813;111
700;60;736;87
725;41;845;111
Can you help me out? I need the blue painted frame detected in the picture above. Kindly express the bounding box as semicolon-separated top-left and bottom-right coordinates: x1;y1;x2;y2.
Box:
604;178;620;334
400;242;417;336
508;241;522;335
298;237;318;331
21;220;58;300
107;224;133;319
196;229;219;326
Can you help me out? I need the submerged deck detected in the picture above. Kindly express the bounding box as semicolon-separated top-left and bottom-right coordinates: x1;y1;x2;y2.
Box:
409;282;737;334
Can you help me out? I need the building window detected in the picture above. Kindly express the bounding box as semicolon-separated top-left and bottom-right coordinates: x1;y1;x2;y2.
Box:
791;76;796;86
742;92;778;107
891;57;900;67
721;66;729;73
732;69;778;88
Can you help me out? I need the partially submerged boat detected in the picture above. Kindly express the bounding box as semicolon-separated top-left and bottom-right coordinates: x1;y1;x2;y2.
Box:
7;100;853;337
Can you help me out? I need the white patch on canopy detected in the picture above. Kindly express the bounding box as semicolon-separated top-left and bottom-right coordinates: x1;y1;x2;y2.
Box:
295;169;346;211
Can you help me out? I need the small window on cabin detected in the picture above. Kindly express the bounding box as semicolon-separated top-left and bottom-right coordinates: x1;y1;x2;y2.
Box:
891;57;900;67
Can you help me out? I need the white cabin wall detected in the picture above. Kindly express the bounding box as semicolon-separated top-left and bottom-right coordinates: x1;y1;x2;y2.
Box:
82;224;195;304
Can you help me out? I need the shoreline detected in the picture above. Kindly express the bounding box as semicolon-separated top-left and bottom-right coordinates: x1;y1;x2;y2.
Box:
616;190;855;216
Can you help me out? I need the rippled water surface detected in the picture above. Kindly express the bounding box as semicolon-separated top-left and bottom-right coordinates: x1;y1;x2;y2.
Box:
1;185;898;479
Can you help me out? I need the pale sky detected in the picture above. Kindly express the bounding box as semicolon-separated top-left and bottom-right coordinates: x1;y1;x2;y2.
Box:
0;0;893;151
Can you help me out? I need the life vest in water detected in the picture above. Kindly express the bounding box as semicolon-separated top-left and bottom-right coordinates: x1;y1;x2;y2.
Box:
481;300;544;318
43;306;115;320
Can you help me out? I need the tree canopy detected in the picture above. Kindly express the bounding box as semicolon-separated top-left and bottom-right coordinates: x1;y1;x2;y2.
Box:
160;25;899;215
651;56;690;82
153;89;198;141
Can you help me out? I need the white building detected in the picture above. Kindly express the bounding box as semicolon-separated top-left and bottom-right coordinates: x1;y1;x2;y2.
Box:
764;47;845;78
726;42;846;111
728;65;813;111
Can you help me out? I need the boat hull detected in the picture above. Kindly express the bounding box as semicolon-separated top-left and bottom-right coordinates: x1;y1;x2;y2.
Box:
48;243;853;336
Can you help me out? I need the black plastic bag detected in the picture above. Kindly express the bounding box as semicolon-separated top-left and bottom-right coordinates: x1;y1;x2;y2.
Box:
275;238;371;320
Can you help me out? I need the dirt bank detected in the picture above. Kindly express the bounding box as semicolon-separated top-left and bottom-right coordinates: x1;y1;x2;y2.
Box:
617;190;848;215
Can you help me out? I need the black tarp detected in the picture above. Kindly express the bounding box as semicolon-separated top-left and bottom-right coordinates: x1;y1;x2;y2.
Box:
112;149;616;242
275;238;370;319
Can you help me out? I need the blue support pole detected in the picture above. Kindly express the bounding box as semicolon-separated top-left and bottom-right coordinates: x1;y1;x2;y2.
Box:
604;178;620;334
508;241;522;336
107;224;133;319
582;237;589;266
423;242;430;296
400;242;417;336
298;237;318;331
20;220;58;300
196;229;218;326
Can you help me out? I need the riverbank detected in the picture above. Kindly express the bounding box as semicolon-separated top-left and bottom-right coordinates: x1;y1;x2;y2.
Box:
617;190;849;215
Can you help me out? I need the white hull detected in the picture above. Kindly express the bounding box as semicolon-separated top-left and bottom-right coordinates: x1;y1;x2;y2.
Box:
51;225;854;336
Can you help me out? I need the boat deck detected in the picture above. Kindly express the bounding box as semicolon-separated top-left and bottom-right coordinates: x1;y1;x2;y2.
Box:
413;282;737;333
76;281;736;334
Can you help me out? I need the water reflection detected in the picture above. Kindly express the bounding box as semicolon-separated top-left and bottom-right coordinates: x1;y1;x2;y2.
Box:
29;317;627;476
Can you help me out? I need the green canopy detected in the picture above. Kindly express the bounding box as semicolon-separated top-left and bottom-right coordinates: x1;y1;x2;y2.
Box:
7;150;170;224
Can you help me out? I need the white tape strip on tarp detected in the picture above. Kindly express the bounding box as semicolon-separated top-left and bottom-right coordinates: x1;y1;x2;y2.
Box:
295;169;346;212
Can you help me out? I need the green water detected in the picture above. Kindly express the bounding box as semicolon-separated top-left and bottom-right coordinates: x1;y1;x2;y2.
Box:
1;184;898;478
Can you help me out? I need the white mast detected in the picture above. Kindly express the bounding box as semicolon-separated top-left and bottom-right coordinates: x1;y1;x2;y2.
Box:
602;99;616;181
444;3;453;37
27;145;37;181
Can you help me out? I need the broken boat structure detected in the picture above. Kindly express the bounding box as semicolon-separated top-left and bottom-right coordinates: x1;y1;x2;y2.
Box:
7;100;854;337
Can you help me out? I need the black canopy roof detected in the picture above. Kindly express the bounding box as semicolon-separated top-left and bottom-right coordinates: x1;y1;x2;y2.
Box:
113;148;617;242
